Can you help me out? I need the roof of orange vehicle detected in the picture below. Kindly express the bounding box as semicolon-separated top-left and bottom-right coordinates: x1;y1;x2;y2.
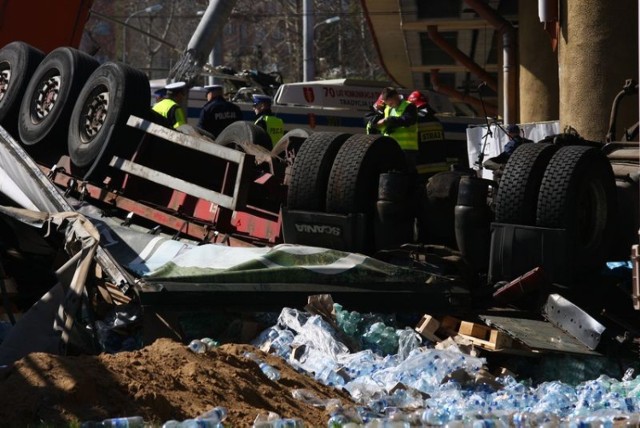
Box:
0;0;93;52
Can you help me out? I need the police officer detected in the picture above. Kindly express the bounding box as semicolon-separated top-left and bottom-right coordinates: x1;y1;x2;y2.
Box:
198;84;242;138
152;81;188;129
252;94;284;147
375;87;419;170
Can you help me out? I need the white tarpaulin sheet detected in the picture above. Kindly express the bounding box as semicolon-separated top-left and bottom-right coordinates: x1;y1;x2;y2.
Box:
72;207;432;286
466;121;560;178
130;238;429;285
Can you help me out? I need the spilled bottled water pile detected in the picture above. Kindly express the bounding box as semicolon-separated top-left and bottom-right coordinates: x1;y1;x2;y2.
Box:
249;306;640;427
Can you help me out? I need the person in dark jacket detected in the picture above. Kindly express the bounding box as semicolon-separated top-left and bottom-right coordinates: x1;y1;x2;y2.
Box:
483;124;533;174
197;84;243;138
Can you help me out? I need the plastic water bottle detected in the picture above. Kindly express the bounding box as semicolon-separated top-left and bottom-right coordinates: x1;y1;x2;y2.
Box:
102;416;145;428
259;361;281;382
80;422;105;428
200;338;219;351
623;368;635;382
198;407;228;423
327;413;351;428
253;411;281;428
188;339;206;354
172;419;222;427
244;351;281;381
291;389;326;407
272;418;305;427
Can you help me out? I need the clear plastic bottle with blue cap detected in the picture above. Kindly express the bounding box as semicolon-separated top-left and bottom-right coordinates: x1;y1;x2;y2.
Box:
187;339;206;354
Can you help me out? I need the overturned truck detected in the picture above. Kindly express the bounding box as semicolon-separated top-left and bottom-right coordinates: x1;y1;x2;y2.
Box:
0;0;637;363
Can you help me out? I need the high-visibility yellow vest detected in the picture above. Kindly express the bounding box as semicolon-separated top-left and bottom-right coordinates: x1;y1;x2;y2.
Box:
256;115;284;147
384;100;418;151
152;98;187;129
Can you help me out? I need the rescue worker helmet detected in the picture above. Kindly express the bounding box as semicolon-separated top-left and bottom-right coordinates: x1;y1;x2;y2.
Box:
407;90;428;108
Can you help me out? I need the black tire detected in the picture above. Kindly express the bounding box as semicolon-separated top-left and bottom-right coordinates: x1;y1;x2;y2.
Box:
67;62;150;178
326;134;407;214
287;132;351;210
272;128;309;157
0;42;45;136
536;145;617;267
18;47;99;148
216;121;272;151
494;143;558;224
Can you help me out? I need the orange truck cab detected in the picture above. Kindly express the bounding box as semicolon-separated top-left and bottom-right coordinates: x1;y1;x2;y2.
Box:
0;0;92;52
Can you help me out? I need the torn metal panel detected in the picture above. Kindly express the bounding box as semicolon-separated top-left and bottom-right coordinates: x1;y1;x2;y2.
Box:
543;294;605;350
480;315;600;355
0;127;135;363
0;127;133;291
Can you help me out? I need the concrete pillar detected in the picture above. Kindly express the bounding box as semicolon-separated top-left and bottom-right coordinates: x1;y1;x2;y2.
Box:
519;0;559;122
559;0;638;141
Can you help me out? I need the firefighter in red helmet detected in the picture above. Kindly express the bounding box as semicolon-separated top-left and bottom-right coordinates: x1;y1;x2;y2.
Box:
407;90;443;143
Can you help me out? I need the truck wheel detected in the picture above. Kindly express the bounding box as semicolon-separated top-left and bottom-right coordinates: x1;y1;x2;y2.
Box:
326;134;406;214
272;128;309;158
0;42;45;136
287;132;350;210
494;143;558;225
67;62;150;179
216;121;272;151
536;145;617;267
422;170;474;247
18;47;99;148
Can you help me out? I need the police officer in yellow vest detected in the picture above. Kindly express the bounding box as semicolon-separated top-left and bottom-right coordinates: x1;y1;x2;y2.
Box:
375;87;419;170
253;94;284;147
152;81;188;129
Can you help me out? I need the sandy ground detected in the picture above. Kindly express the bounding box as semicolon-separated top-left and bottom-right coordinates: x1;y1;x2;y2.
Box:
0;338;350;426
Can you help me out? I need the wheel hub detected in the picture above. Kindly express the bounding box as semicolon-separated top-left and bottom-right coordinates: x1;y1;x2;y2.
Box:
0;63;11;103
82;91;109;141
34;74;61;120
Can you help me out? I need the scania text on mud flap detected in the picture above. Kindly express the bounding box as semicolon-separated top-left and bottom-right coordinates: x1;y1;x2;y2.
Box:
294;223;342;237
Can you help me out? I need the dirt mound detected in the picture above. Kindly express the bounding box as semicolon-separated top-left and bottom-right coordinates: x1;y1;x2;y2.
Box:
0;338;350;426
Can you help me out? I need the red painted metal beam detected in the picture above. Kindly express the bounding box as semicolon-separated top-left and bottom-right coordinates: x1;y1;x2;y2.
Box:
39;165;256;248
427;26;498;92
